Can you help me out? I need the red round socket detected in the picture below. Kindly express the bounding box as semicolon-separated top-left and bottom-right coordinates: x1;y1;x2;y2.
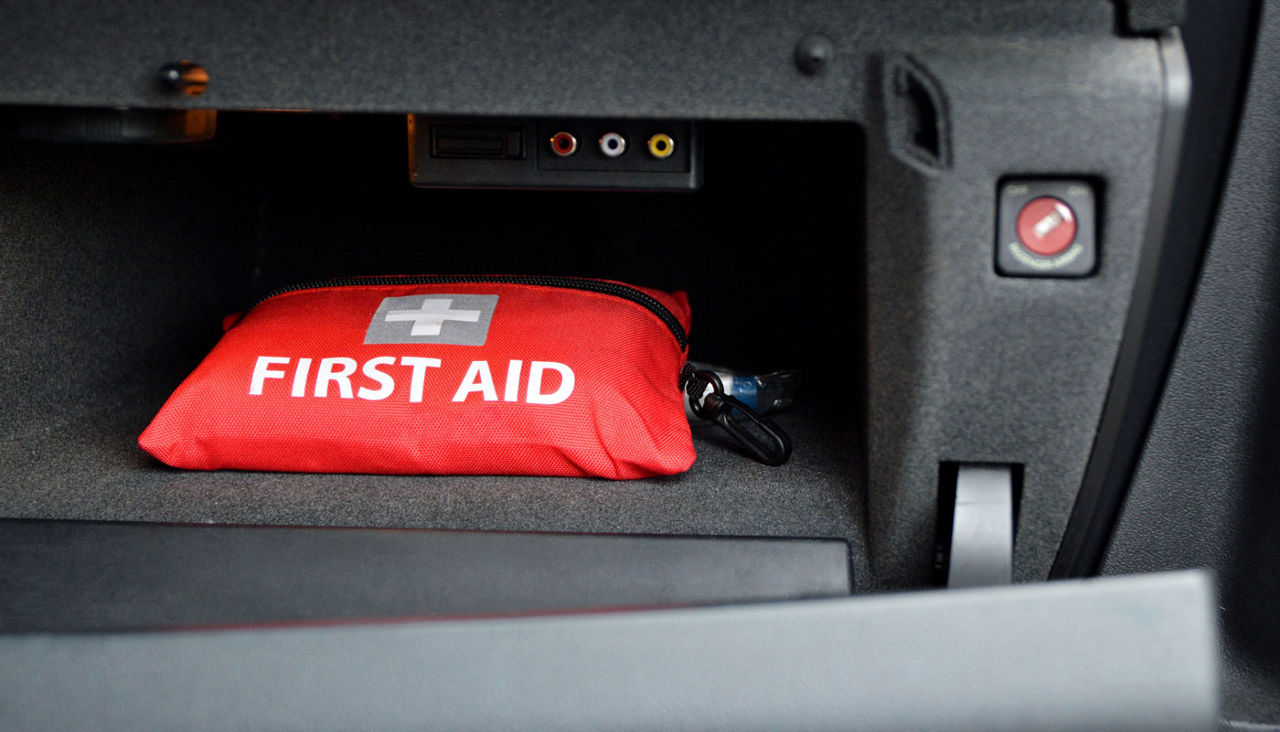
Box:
1015;196;1077;256
550;131;577;157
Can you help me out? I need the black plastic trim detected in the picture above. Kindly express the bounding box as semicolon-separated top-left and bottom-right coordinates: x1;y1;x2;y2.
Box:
0;519;851;632
0;572;1218;731
1052;7;1262;577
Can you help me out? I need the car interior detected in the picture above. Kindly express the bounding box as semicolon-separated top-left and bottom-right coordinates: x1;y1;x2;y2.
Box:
1;0;1278;729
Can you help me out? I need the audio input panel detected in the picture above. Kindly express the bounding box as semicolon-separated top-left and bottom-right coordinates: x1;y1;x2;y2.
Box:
538;122;690;179
415;117;698;190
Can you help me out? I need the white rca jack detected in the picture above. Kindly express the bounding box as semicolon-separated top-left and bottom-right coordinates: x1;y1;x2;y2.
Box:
599;132;627;158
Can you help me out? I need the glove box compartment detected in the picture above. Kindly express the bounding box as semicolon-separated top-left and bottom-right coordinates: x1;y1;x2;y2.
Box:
0;114;873;608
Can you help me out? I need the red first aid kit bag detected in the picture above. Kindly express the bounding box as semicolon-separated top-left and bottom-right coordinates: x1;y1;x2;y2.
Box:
139;275;696;479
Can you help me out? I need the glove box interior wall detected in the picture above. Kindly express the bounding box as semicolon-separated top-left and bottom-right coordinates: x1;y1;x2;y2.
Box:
0;114;873;587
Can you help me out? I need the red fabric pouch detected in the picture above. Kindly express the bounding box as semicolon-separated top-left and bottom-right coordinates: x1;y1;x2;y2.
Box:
139;275;695;479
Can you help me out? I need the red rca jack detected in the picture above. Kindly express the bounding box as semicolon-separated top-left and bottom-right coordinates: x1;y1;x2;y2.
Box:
646;133;675;159
550;131;578;157
599;132;627;158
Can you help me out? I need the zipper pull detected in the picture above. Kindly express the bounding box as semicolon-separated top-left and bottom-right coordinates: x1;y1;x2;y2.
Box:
680;364;793;466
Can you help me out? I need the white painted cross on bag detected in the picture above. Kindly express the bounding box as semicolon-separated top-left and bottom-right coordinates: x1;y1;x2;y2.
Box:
383;298;482;336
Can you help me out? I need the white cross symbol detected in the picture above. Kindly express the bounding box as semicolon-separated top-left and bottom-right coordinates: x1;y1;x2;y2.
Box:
384;298;482;336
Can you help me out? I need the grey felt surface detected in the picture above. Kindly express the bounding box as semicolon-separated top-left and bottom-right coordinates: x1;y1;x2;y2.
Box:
0;370;869;589
0;388;864;564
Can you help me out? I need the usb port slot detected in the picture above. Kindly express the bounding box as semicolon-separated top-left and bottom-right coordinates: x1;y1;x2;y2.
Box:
430;125;525;160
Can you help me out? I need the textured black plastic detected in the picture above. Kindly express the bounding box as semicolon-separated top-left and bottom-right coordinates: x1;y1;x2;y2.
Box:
0;519;851;632
1102;0;1280;724
0;0;1114;117
1048;30;1190;578
1056;1;1261;578
865;36;1168;584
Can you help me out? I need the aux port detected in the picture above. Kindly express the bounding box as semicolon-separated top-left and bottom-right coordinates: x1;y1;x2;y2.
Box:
647;133;675;159
550;131;578;157
599;132;627;158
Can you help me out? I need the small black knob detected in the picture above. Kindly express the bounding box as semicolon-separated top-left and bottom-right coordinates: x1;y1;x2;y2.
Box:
159;61;209;96
794;34;833;75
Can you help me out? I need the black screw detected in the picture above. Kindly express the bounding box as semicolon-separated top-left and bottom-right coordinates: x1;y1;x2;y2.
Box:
794;34;833;75
159;61;209;96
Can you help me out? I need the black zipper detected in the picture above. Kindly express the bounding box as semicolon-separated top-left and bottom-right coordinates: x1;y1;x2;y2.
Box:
246;274;688;351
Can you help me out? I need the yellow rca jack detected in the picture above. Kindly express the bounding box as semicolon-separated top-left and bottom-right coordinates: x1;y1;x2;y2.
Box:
550;131;578;157
646;133;675;159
